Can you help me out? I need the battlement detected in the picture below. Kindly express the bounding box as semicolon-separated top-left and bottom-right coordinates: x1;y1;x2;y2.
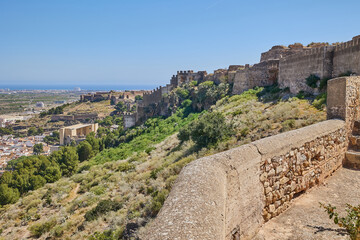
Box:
177;70;194;74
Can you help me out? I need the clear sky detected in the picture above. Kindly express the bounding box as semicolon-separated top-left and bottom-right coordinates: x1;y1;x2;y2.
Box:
1;0;360;87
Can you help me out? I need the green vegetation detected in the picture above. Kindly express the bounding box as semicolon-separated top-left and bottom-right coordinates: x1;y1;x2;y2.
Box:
27;126;44;136
40;103;70;117
29;218;57;237
91;107;200;165
320;203;360;240
84;199;122;221
0;147;77;206
306;74;321;88
0;127;13;136
43;131;60;145
33;143;44;155
312;93;327;110
178;112;234;148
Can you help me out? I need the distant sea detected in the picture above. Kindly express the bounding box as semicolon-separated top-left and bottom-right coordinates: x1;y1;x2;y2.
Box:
0;85;159;91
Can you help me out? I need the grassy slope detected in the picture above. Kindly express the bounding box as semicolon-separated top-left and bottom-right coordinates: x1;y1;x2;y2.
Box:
0;89;326;240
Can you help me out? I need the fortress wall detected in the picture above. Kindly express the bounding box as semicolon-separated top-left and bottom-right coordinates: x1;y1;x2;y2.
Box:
333;37;360;77
144;120;346;240
142;87;162;106
232;60;278;95
278;46;334;94
260;46;308;62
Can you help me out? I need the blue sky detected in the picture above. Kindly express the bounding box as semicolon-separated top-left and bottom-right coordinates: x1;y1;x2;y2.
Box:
0;0;360;87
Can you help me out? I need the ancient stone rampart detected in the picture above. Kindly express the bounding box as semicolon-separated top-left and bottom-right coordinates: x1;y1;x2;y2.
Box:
232;60;279;94
260;45;308;62
278;46;334;93
333;36;360;77
143;77;360;240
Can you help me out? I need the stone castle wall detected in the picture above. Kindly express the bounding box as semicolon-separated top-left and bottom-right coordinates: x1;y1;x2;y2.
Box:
232;60;279;94
143;77;360;240
260;45;308;62
333;36;360;77
278;46;334;93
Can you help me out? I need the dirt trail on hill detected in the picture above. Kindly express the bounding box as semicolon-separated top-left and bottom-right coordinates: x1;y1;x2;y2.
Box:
62;183;80;204
254;168;360;240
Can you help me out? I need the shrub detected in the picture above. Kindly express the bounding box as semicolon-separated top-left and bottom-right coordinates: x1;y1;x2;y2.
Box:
90;185;106;196
306;74;320;88
320;203;360;240
117;162;135;172
29;218;57;237
296;91;305;99
281;119;296;132
84;199;122;221
312;93;327;110
178;112;234;148
148;190;169;217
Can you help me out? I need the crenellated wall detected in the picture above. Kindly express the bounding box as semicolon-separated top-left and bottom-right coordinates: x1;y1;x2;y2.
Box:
333;36;360;77
143;77;360;240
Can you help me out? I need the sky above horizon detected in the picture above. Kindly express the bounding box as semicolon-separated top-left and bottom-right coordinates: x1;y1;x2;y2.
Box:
1;0;360;87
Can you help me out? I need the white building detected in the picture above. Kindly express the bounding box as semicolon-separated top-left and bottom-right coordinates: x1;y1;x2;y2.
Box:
36;102;45;108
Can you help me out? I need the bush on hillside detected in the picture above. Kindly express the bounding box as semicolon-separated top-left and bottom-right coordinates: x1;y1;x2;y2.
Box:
178;111;234;148
84;199;122;221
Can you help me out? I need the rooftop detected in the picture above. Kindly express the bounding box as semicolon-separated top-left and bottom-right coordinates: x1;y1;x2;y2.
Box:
62;123;93;130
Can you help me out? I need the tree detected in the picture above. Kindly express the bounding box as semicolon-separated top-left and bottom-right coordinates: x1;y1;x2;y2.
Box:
37;127;44;135
0;184;20;206
51;147;79;177
178;112;234;148
86;133;100;155
77;141;93;162
115;102;127;113
0;127;13;136
33;143;44;155
43;166;61;183
135;95;143;101
29;175;46;190
27;127;37;136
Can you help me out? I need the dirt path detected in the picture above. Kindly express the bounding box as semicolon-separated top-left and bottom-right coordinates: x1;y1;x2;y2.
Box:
62;183;80;204
254;168;360;240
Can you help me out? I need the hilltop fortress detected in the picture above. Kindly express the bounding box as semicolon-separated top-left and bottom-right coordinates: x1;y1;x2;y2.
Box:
79;35;360;130
133;35;360;126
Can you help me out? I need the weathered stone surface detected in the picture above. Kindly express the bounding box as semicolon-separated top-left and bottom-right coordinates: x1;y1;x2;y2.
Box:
254;168;360;240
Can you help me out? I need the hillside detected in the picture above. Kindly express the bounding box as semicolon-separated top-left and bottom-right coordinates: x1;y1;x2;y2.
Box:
0;86;326;240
